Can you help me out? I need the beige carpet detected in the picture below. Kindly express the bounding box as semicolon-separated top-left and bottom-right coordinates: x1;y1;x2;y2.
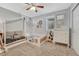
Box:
0;42;78;56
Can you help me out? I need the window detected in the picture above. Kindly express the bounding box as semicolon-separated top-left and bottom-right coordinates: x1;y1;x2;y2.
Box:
48;18;55;29
55;15;64;30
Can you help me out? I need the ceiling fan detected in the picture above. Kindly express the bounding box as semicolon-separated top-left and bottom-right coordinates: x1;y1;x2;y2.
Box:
25;3;44;12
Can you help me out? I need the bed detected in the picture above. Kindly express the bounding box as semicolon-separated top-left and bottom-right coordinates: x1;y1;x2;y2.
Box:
27;34;47;47
6;31;25;44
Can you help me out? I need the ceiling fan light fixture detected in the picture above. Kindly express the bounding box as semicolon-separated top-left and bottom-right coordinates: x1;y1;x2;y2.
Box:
25;3;44;12
30;6;36;11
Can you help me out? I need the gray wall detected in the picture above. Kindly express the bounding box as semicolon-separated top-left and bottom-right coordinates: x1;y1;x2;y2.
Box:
70;3;79;55
24;17;32;35
0;7;22;32
31;9;70;35
0;7;21;21
6;19;24;32
32;17;46;36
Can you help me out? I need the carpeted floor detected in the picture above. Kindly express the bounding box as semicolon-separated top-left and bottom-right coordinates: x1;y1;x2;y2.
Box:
0;42;78;56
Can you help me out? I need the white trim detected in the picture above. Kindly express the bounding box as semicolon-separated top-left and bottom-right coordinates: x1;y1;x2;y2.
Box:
6;39;26;49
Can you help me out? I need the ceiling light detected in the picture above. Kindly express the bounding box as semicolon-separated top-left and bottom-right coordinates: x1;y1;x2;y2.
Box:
30;6;36;11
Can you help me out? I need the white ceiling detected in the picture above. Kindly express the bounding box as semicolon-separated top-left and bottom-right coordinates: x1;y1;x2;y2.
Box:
0;3;72;17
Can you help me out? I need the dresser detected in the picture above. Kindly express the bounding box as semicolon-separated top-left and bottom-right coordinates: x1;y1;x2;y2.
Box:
53;30;69;46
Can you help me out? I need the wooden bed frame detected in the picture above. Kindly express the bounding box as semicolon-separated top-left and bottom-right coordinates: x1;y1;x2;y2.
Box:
0;33;4;49
0;33;5;53
27;35;47;47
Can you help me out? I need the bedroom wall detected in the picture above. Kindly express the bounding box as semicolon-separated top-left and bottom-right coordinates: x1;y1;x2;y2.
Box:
24;17;34;36
0;7;21;21
6;19;24;32
0;6;22;32
32;17;46;36
0;6;23;44
0;6;31;36
31;9;70;36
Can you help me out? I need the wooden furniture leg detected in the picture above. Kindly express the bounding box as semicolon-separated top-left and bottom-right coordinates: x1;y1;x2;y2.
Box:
0;33;4;49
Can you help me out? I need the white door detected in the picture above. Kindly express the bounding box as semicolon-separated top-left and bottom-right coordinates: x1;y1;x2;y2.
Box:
72;4;79;55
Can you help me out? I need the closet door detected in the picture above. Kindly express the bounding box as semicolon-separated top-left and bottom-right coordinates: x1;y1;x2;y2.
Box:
72;4;79;54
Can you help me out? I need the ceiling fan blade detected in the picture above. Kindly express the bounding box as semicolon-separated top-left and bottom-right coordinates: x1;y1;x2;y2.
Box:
36;6;44;8
25;3;34;6
26;7;31;10
25;3;31;5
